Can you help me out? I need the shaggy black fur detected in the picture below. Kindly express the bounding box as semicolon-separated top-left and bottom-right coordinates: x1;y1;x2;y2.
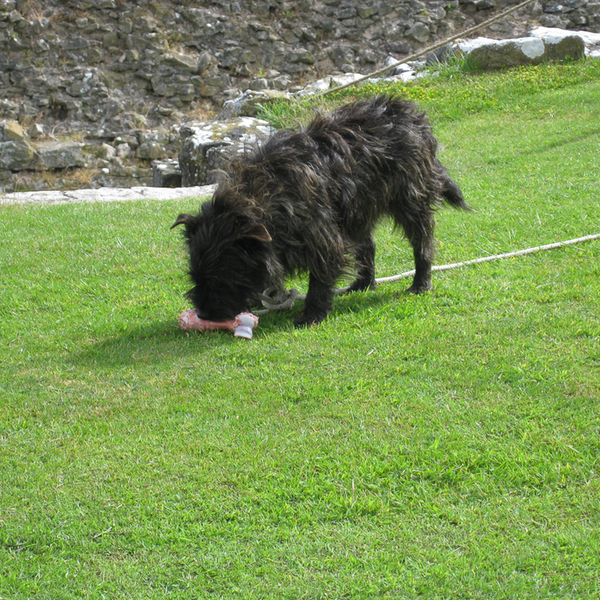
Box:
172;95;469;326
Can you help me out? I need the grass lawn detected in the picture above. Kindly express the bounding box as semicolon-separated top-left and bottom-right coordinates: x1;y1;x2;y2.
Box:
1;60;599;599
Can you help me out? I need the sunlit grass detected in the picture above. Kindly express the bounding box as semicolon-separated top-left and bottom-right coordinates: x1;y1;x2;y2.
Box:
259;58;600;126
1;61;599;599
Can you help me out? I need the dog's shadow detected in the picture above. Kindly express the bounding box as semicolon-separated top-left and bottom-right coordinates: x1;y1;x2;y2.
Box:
76;288;411;367
76;318;248;367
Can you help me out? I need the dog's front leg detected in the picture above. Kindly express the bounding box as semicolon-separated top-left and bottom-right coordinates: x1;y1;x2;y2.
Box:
294;272;336;327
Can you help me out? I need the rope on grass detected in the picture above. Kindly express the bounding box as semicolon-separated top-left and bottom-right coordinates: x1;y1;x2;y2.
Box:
319;0;538;97
255;232;600;314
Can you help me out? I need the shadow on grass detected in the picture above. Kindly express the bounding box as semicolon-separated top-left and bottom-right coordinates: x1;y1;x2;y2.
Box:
527;126;600;155
76;318;249;367
75;288;410;367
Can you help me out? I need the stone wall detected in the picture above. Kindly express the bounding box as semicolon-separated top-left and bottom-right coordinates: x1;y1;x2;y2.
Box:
1;0;599;191
2;0;599;132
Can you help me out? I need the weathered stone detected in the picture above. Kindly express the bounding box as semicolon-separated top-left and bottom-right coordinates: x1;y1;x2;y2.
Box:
116;143;132;158
296;25;318;42
0;140;35;170
533;26;600;56
152;158;181;187
63;36;90;51
197;51;218;74
162;51;199;72
137;139;166;160
330;45;355;68
271;74;292;90
204;145;238;184
336;7;357;20
102;31;119;48
178;117;274;186
8;36;29;51
466;34;584;69
543;34;585;61
406;22;430;43
249;78;269;91
8;9;22;23
27;123;44;139
197;73;231;98
0;120;26;142
529;26;590;58
35;141;85;170
66;79;93;97
286;49;316;64
151;74;195;98
358;6;377;19
99;142;116;160
468;38;545;68
32;39;50;53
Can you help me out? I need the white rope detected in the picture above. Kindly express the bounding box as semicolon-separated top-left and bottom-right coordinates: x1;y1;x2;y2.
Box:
378;232;600;282
255;233;600;314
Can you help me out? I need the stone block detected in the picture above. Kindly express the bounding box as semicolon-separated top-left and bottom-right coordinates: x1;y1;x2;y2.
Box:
406;22;430;43
35;141;85;170
543;34;585;61
0;119;26;142
162;51;199;72
457;33;585;69
178;117;274;186
152;159;182;187
137;139;166;160
0;140;35;170
468;38;546;68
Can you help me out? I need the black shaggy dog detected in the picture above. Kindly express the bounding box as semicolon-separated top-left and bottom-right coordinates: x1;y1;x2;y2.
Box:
172;95;469;327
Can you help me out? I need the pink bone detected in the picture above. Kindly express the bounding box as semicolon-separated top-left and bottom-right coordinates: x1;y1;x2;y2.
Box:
178;309;259;339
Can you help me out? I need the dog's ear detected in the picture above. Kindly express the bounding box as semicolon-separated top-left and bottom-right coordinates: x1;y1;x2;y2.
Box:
170;213;195;230
243;223;272;243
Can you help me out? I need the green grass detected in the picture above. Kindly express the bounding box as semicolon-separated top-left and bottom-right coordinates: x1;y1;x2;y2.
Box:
259;58;600;127
1;61;600;599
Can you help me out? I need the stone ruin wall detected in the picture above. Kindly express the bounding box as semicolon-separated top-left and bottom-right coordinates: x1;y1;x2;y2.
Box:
2;0;598;127
1;0;598;191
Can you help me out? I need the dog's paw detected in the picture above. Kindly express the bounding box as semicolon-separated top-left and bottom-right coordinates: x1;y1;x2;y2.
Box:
294;314;326;328
406;282;432;294
347;278;377;293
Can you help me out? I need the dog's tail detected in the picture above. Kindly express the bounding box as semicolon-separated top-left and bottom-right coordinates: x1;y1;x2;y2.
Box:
441;175;471;211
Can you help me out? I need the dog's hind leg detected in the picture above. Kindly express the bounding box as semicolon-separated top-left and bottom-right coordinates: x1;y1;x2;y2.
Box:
348;235;377;293
402;213;436;294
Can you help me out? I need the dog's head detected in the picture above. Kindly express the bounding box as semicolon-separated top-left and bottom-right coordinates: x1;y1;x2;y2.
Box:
171;188;273;321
